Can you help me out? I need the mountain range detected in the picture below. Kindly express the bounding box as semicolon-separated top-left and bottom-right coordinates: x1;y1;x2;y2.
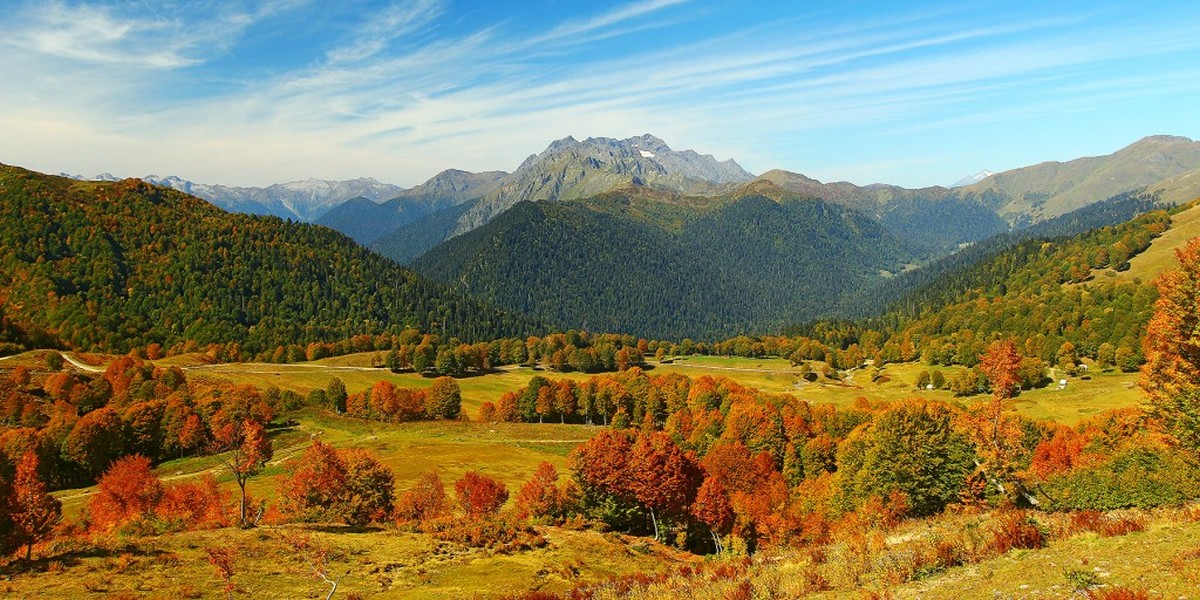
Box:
50;132;1200;340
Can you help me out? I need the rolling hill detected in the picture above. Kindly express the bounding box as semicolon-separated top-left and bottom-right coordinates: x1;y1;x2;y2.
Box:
0;164;531;355
958;134;1200;224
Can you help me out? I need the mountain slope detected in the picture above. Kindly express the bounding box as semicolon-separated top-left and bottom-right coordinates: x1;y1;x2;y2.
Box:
410;190;916;339
369;198;484;266
412;200;755;339
317;169;506;245
959;135;1200;223
0;164;530;354
372;135;753;263
740;175;1007;252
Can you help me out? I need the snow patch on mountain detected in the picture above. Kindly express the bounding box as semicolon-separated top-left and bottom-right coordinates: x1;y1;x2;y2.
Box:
951;170;995;188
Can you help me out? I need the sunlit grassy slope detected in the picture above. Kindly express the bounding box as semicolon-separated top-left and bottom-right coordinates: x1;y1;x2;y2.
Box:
1115;200;1200;283
2;524;695;599
897;516;1200;598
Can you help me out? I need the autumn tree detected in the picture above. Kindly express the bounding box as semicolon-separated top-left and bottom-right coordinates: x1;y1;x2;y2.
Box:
1141;237;1200;453
568;429;633;501
395;470;448;523
157;474;232;530
179;413;207;456
454;471;509;518
627;431;702;540
279;442;395;526
514;462;563;521
280;440;346;523
340;449;395;526
10;451;61;561
477;401;497;423
87;454;163;533
62;406;125;479
979;340;1021;401
691;476;733;553
973;339;1036;503
216;419;273;527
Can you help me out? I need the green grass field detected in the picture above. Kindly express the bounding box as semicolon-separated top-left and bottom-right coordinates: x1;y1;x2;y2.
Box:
54;408;598;520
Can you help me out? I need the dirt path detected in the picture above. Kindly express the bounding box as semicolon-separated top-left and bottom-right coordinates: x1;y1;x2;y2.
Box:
62;353;106;373
662;361;800;375
185;363;384;373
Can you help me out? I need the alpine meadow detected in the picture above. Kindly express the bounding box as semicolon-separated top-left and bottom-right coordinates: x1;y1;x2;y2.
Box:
3;1;1200;599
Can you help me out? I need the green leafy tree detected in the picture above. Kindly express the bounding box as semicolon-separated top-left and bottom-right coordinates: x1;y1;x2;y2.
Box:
836;400;974;516
426;377;461;420
325;378;347;414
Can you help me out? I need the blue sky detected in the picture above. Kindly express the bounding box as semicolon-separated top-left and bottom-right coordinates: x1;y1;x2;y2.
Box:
2;0;1199;188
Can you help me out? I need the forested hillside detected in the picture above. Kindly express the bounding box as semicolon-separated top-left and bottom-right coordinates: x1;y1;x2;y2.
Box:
767;198;1181;375
832;190;1163;319
369;198;482;266
0;165;532;355
411;200;755;339
411;192;916;339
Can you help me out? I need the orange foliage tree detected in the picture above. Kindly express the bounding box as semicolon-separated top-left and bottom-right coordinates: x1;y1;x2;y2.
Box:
514;462;564;521
691;476;733;553
157;474;232;530
10;450;62;561
974;339;1035;504
395;470;449;523
279;441;395;526
568;429;633;501
1141;237;1200;453
454;471;509;518
628;431;702;540
87;454;163;533
1029;425;1089;479
279;440;347;523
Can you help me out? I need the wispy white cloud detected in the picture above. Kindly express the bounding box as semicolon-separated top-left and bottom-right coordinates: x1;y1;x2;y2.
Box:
1;1;1199;188
524;0;691;47
325;0;445;63
6;2;197;68
0;0;299;70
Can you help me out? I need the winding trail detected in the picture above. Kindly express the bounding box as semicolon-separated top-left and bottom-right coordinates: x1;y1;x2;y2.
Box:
62;353;106;373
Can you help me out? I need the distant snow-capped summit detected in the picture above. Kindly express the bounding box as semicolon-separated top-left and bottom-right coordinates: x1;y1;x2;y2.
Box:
951;170;995;188
68;173;406;222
